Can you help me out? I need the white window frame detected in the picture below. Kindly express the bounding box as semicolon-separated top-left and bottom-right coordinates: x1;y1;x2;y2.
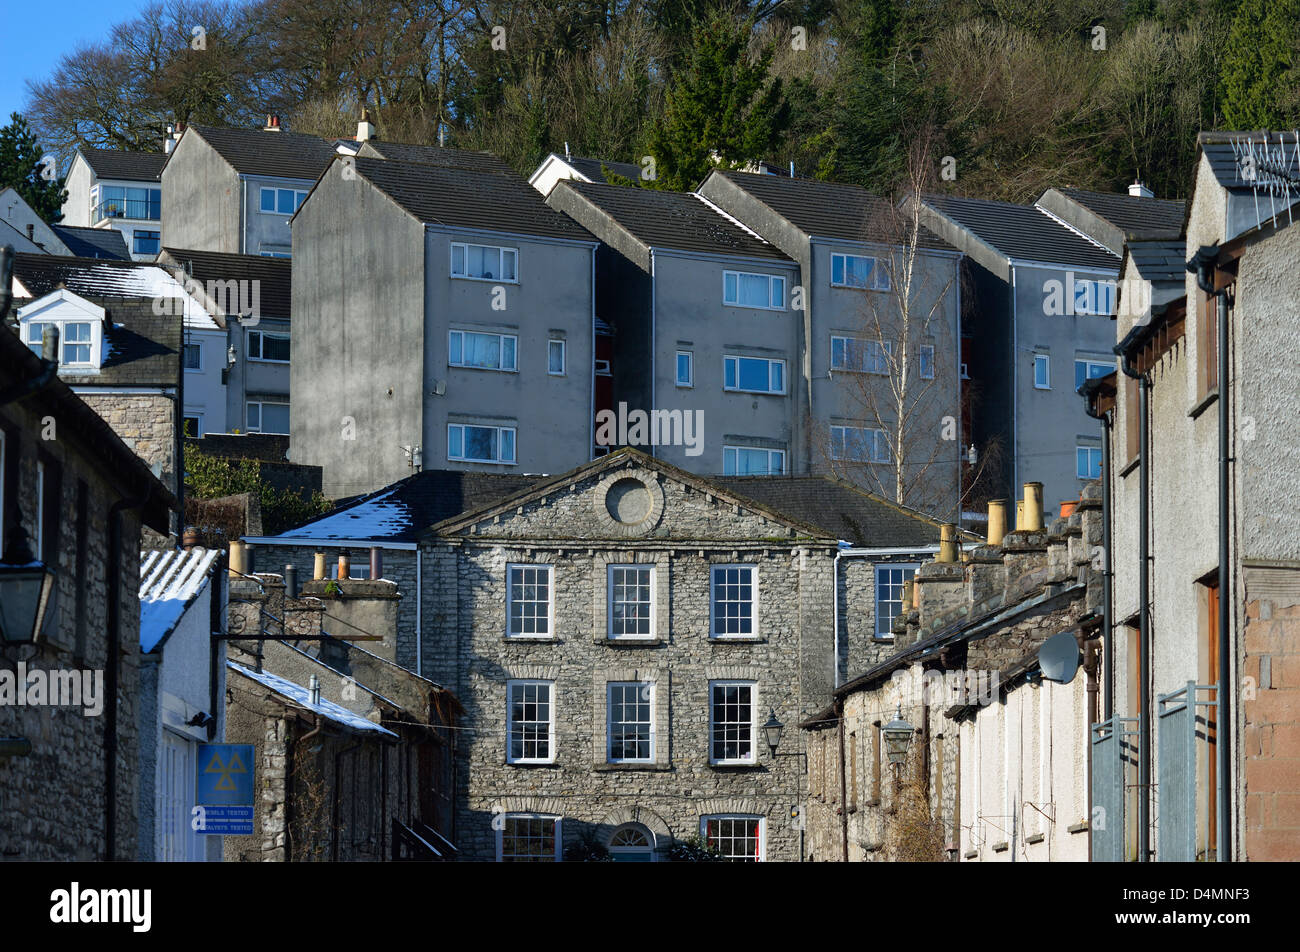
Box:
246;401;290;434
448;329;518;372
708;680;758;766
606;681;655;764
496;813;562;862
258;186;309;215
23;317;101;370
447;423;516;464
875;563;919;639
722;445;785;475
723;355;786;395
547;339;566;376
919;343;935;380
831;336;893;374
1077;444;1102;480
182;413;204;438
700;814;766;861
1074;357;1114;392
506;563;554;639
831;425;891;464
247;329;290;364
830;252;891;291
710;565;758;639
722;270;785;310
450;241;518;283
607;564;655;640
1034;354;1051;390
675;351;693;388
182;341;203;371
506;680;555;765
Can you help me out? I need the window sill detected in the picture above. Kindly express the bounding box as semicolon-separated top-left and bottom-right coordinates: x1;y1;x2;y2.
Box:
991;841;1009;853
709;636;765;644
451;275;519;285
247;358;291;365
447;366;518;374
872;636;895;644
709;761;763;771
1067;821;1089;834
1189;389;1219;420
596;637;665;647
592;762;672;772
504;636;557;643
723;389;787;397
1025;833;1045;845
505;761;561;769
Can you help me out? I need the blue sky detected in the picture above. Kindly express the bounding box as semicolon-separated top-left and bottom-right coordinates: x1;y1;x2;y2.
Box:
0;0;157;126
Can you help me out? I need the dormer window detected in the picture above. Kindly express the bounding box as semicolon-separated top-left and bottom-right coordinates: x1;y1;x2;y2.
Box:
18;293;106;372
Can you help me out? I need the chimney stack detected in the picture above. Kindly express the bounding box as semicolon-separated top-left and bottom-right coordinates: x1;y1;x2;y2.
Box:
1129;180;1153;199
987;499;1008;546
356;109;376;142
264;114;281;132
1022;482;1044;532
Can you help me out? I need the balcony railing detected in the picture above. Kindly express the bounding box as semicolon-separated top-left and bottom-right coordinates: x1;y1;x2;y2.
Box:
1157;682;1219;862
1091;715;1138;862
93;198;160;223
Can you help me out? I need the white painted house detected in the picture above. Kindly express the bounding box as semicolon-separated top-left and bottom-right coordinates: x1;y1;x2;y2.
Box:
60;147;168;260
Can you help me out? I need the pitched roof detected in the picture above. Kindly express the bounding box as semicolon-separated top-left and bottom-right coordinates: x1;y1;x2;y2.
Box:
267;470;548;544
77;147;167;182
358;140;515;175
11;253;218;329
553;179;791;261
708;169;954;249
228;661;398;737
138;547;220;652
1199;131;1300;192
1126;239;1188;286
186;125;339;179
160;248;292;319
564;155;645;184
1053;188;1186;240
353;157;594;242
710;475;969;547
51;225;130;260
921;194;1120;270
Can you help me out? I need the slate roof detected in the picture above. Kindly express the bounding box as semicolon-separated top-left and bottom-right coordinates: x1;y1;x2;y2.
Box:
160;248;292;319
564;155;645;184
1127;239;1188;285
139;547;220;652
185;125;339;179
51;225;130;260
94;299;183;386
354;157;595;242
268;470;548;544
711;475;973;548
556;180;791;260
228;662;398;737
922;194;1120;270
1200;131;1300;192
77;147;167;182
1054;188;1186;240
709;169;954;250
359;140;515;175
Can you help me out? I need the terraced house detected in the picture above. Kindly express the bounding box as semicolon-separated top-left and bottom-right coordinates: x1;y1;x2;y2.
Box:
417;447;960;861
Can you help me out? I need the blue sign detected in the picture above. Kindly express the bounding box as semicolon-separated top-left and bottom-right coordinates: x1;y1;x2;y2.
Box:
196;744;255;834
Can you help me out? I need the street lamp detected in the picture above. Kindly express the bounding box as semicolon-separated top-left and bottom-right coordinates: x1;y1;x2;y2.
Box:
0;525;58;647
882;705;914;768
762;709;784;758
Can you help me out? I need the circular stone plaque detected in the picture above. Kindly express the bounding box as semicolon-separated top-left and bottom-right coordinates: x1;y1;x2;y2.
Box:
606;477;652;524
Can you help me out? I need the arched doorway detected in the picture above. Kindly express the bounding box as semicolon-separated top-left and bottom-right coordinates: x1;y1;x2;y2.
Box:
608;823;656;862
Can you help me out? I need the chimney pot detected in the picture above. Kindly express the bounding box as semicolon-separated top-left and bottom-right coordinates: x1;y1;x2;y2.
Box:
1015;499;1025;532
284;564;298;598
229;539;247;576
182;526;200;550
370;546;382;579
1022;482;1044;532
337;551;350;581
313;551;327;581
987;499;1008;546
938;524;958;563
265;114;281;131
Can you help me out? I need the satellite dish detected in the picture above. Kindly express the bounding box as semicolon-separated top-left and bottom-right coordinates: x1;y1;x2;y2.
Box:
1038;631;1080;684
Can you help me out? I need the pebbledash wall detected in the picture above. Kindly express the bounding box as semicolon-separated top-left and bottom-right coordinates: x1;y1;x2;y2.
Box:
419;453;839;861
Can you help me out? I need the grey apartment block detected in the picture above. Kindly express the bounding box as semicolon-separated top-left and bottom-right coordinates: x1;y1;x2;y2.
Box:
915;193;1122;513
696;171;963;515
290;155;599;498
60;147;167;261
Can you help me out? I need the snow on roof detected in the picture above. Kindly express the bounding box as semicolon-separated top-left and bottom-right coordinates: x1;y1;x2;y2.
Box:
138;547;220;652
227;661;398;737
282;487;413;541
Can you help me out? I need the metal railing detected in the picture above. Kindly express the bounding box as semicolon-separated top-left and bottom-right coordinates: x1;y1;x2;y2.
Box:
1157;682;1218;862
93;197;160;223
1091;715;1138;862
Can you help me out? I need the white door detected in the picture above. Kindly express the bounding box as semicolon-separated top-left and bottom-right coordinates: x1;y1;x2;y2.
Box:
158;730;205;861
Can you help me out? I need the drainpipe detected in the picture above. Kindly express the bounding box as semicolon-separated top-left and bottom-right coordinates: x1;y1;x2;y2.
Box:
1082;384;1114;720
1191;246;1232;863
105;488;152;860
836;699;849;862
1116;328;1150;862
832;548;843;688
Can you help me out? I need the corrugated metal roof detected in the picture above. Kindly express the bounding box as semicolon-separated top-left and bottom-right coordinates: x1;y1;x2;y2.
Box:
922;194;1120;270
139;547;220;652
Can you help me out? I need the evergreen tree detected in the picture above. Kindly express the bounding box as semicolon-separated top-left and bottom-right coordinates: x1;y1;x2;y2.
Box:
1220;0;1300;129
0;113;67;223
643;10;789;191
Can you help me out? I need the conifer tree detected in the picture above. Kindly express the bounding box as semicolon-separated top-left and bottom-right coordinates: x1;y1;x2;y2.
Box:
0;113;67;222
